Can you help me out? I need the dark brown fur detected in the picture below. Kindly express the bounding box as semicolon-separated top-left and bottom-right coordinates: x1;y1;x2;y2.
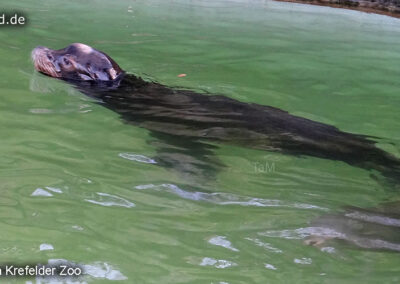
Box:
32;43;400;184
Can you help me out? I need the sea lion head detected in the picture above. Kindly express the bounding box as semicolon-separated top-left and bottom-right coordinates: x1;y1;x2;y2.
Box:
31;43;124;82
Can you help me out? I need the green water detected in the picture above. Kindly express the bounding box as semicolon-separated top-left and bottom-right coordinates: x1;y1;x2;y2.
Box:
0;0;400;283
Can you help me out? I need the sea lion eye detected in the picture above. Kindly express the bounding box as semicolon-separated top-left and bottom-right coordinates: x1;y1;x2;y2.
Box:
47;54;53;60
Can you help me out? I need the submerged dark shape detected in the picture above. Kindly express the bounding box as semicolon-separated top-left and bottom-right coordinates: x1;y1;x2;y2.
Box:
31;43;400;182
305;201;400;252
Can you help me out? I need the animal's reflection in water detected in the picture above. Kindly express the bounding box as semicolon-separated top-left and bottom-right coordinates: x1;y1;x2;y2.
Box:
147;132;224;182
305;201;400;252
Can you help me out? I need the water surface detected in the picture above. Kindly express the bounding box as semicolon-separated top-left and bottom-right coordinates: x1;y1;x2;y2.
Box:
0;0;400;283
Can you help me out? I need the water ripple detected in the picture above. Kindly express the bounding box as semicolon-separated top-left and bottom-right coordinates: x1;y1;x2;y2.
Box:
31;186;63;198
134;183;326;210
45;186;63;194
83;261;128;280
260;227;400;252
208;236;239;252
39;243;54;251
199;257;237;269
264;263;277;270
321;247;336;253
258;227;346;240
294;258;312;265
31;188;53;197
244;237;283;253
344;211;400;227
119;153;157;164
85;192;135;208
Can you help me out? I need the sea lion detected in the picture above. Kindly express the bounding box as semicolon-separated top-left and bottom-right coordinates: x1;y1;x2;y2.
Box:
32;43;123;81
31;43;400;182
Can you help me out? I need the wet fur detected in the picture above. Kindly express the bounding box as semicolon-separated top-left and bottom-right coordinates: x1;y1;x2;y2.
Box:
31;44;400;183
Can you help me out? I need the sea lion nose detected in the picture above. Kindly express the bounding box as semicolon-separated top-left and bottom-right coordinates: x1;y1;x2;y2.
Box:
31;46;48;61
